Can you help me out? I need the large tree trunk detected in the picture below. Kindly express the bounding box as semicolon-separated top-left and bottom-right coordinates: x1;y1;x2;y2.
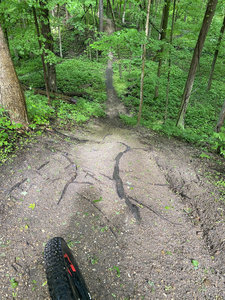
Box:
154;0;170;98
39;0;57;92
207;15;225;91
215;100;225;133
0;25;28;126
137;0;152;125
176;0;218;129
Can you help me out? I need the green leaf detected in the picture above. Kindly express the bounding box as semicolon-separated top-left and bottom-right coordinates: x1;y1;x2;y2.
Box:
10;278;18;289
29;203;36;210
93;197;103;203
42;281;47;287
191;259;199;269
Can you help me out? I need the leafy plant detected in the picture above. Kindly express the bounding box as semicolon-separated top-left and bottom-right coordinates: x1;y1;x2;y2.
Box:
211;128;225;157
10;277;18;289
29;203;36;210
109;265;121;278
191;259;199;269
25;91;54;125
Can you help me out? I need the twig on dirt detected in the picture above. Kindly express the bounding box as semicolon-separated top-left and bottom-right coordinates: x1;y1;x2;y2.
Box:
85;171;102;183
7;178;27;195
37;161;50;170
57;174;77;205
102;133;112;141
14;257;23;269
75;181;94;186
100;173;113;181
128;196;182;226
77;192;118;239
11;264;18;272
52;128;89;143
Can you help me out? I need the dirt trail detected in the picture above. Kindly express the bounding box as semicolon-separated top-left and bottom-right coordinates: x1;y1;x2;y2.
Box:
0;57;225;299
0;117;224;300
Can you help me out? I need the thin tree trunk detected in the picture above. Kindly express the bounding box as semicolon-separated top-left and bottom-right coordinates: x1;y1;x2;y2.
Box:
99;0;104;32
215;100;225;133
122;0;127;24
176;0;218;129
57;5;63;58
207;15;225;91
32;6;50;104
107;0;117;30
165;0;176;120
137;0;152;125
154;0;170;99
65;7;70;22
0;25;28;126
39;0;57;93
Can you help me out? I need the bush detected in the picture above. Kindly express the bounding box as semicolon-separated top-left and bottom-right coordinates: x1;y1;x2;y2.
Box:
0;107;23;161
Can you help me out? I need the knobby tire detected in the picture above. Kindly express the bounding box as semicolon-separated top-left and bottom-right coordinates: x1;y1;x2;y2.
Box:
44;237;91;300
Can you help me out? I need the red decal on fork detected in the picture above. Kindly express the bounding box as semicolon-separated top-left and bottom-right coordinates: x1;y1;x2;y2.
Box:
64;253;76;272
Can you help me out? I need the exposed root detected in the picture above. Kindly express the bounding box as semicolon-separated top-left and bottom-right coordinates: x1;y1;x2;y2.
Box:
57;173;77;205
113;143;141;222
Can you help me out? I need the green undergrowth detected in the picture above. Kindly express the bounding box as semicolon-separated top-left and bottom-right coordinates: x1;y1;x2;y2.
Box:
0;57;106;162
17;56;107;125
0;107;35;164
16;56;107;103
113;57;225;157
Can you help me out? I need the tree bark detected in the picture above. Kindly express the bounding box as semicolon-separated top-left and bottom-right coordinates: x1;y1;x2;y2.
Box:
57;5;63;58
165;0;176;120
32;6;51;104
0;25;28;126
176;0;218;129
107;0;117;30
215;100;225;133
137;0;152;125
207;15;225;91
154;0;170;98
122;0;127;24
39;0;57;93
99;0;104;32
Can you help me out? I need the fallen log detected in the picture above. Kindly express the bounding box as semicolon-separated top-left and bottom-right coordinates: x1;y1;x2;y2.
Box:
21;84;89;104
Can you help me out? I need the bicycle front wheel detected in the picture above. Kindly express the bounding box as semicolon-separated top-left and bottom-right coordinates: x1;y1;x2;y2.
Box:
44;237;92;300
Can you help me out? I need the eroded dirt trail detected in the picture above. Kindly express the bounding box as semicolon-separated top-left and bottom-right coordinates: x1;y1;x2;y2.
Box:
0;119;224;300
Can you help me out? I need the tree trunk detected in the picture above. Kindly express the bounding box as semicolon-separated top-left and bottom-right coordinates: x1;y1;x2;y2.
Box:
107;0;117;30
32;6;51;104
215;100;225;133
0;25;28;126
176;0;218;129
154;0;170;98
137;0;152;125
207;15;225;91
122;0;127;24
99;0;104;32
39;0;57;93
165;0;176;120
57;5;63;58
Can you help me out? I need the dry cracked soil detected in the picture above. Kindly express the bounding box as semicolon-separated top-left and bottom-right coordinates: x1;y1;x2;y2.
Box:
0;59;225;300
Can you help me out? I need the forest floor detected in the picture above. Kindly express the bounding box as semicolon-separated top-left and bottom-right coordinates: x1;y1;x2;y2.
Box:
0;57;225;300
